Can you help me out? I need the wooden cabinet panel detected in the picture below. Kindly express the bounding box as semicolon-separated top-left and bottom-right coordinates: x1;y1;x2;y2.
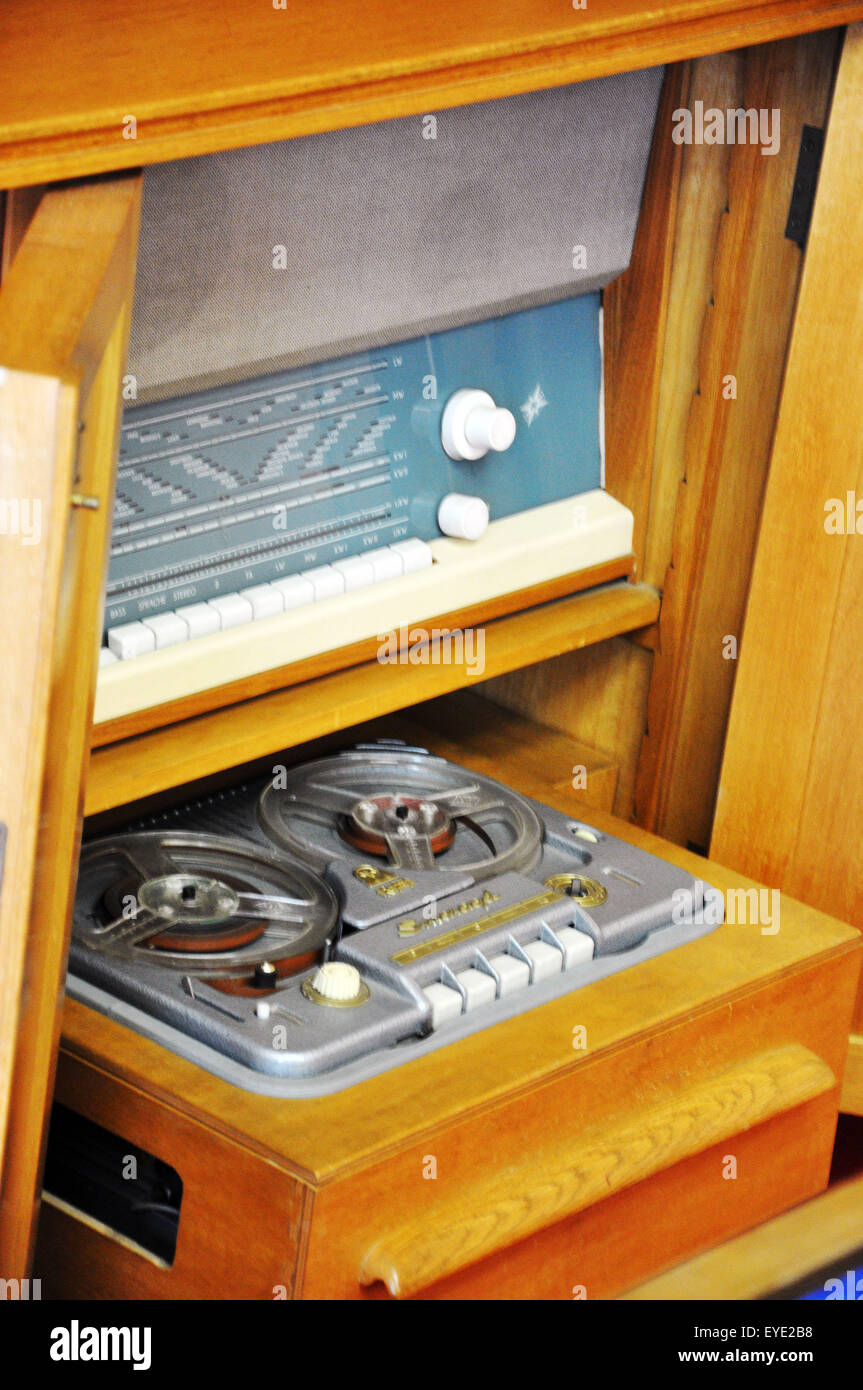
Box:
3;3;863;187
711;24;863;1107
0;174;141;1274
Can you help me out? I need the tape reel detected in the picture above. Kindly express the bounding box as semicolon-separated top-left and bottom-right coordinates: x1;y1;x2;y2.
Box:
74;830;338;975
257;747;543;880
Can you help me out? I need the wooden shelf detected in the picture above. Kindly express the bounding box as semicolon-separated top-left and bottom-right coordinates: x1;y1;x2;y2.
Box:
2;1;862;187
623;1172;863;1299
92;554;635;746
85;579;659;815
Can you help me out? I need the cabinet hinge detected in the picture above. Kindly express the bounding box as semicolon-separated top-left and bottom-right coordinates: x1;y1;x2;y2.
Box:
785;125;825;249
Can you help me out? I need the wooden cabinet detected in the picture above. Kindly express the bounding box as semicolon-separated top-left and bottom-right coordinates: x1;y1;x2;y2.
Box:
3;2;863;1296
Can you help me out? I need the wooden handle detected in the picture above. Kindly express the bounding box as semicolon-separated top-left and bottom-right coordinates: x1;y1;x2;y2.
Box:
359;1044;835;1298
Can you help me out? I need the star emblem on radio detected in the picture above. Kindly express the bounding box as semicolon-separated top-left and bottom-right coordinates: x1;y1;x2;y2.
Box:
520;383;548;426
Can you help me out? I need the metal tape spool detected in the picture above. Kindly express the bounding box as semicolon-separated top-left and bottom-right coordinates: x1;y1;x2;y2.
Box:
257;748;543;880
74;831;338;974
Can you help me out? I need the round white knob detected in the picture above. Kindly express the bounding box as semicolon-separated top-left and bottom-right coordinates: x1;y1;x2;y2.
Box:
437;493;489;541
441;388;517;461
310;961;364;1002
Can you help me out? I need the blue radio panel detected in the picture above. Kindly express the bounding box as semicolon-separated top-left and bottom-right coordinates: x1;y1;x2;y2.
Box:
105;295;602;630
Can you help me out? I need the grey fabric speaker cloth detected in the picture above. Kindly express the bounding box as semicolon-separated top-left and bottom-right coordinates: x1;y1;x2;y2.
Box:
129;66;663;400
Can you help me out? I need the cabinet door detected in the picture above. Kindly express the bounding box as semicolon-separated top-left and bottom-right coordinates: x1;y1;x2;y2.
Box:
0;173;141;1274
711;26;863;1106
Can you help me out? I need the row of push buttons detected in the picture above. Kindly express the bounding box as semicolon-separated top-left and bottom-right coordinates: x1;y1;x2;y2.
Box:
422;925;595;1028
101;537;434;663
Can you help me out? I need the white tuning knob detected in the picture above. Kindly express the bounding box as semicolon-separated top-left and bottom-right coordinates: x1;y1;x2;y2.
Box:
441;388;517;461
306;961;368;1006
437;493;489;541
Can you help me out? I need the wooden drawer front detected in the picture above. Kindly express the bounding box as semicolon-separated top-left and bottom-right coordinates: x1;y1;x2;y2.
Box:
385;1095;837;1300
31;948;856;1301
299;952;856;1299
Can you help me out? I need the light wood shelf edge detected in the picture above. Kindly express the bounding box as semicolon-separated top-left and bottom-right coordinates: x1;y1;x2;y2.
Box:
91;555;635;747
85;581;659;815
622;1170;863;1300
2;2;863;188
840;1034;863;1114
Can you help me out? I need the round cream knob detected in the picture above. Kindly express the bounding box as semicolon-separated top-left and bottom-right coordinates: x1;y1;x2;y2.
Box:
305;961;368;1006
441;388;517;461
437;493;489;541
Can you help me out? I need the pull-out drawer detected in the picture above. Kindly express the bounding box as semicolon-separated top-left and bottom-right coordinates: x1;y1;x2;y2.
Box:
33;737;860;1300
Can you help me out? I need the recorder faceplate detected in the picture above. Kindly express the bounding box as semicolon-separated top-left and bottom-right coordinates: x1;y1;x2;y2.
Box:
69;745;722;1096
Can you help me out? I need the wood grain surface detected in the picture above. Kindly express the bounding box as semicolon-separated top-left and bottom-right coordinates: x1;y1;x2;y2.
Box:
360;1044;834;1297
2;2;862;187
0;174;140;1275
623;1171;863;1299
85;581;659;814
634;31;839;850
711;24;863;1063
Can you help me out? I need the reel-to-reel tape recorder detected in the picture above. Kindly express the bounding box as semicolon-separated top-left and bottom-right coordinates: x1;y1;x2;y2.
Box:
70;742;721;1096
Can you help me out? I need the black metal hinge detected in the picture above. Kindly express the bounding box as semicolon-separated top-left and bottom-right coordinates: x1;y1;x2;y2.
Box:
785;125;825;249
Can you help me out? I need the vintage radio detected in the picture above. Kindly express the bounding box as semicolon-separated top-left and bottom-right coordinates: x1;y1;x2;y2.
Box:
3;8;863;1306
91;67;665;728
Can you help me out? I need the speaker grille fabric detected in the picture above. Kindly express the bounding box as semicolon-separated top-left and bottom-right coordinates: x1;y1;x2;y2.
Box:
129;66;663;400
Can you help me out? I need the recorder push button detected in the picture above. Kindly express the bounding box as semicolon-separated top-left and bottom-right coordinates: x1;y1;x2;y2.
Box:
423;982;463;1028
488;953;531;997
522;940;563;982
556;927;595;967
454;967;496;1011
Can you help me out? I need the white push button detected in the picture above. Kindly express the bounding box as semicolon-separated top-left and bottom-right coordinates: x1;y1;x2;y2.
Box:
333;555;375;591
174;602;221;639
441;388;517;461
437;493;489;541
423;982;463;1028
143;611;189;649
366;548;403;583
389;538;433;573
107;621;157;660
556;927;595;968
301;565;345;600
488;953;531;998
208;593;255;629
240;584;284;619
455;967;496;1011
98;646;118;667
523;940;563;982
270;575;315;609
